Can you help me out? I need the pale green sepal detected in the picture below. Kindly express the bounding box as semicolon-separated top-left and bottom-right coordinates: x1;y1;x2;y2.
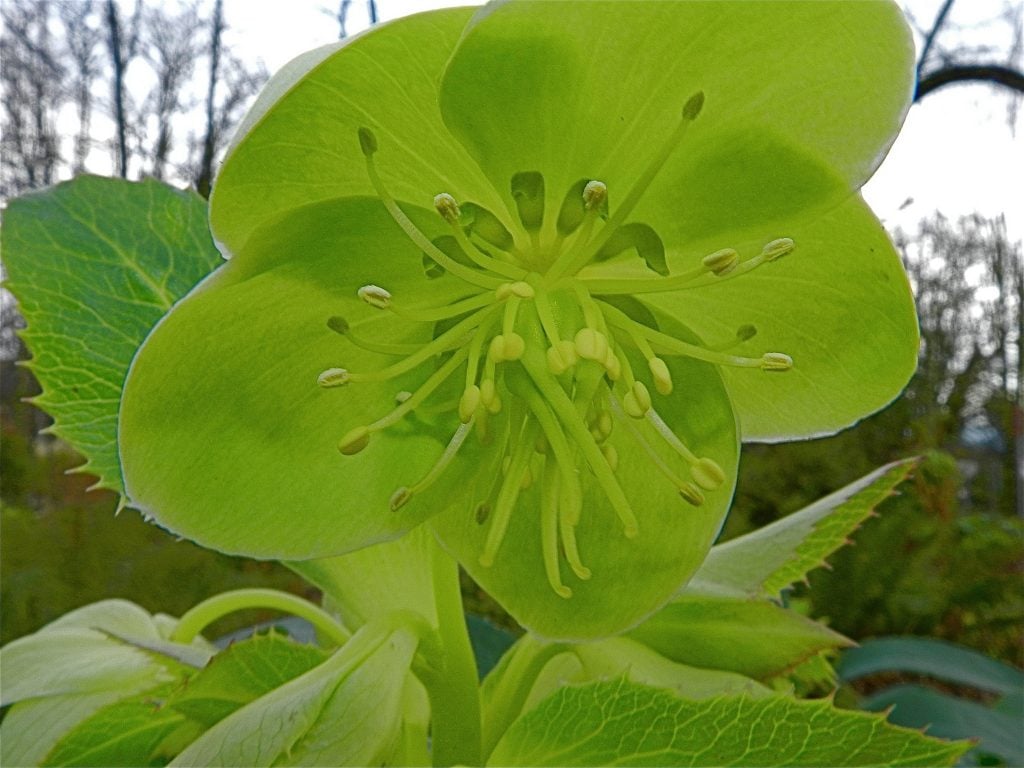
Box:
287;524;440;631
210;8;506;258
488;680;969;767
0;176;223;495
0;691;123;768
648;196;919;441
120;198;501;560
627;596;852;681
690;459;916;599
169;620;418;767
442;1;913;243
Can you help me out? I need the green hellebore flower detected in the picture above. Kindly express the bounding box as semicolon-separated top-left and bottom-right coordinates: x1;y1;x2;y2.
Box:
119;1;918;639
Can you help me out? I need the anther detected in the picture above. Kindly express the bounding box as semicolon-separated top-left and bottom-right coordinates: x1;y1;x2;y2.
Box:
496;281;535;300
433;192;461;223
575;328;609;362
761;352;794;372
737;324;758;342
357;126;378;156
679;482;705;507
648;357;673;395
691;457;726;491
583;180;608;211
389;487;411;511
604;349;622;381
702;248;739;276
326;316;349;335
546;341;578;375
357;284;391;309
475;503;490;524
489;334;525;362
318;368;350;388
682;90;705;120
338;426;371;455
761;237;794;261
623;380;652;418
459;385;481;423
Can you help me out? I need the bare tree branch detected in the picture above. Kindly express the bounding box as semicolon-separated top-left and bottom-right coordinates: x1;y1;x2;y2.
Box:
915;63;1024;101
196;0;224;197
104;0;129;178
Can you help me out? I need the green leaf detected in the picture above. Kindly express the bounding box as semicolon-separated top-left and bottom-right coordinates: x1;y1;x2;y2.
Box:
1;176;223;495
1;692;123;768
169;620;418;767
166;631;329;727
690;459;916;598
861;685;1023;767
838;637;1024;695
488;679;969;766
43;685;198;768
627;595;851;681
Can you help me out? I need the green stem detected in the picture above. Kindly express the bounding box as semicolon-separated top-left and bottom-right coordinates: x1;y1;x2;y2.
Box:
169;587;351;646
481;635;566;758
422;544;483;766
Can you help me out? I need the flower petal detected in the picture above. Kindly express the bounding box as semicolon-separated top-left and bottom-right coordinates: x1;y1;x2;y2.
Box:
120;198;502;559
210;8;506;258
439;1;913;241
644;195;919;441
431;315;739;640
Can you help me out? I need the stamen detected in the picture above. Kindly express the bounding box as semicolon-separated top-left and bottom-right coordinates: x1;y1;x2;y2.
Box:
327;316;421;356
600;301;792;371
480;419;539;567
710;324;758;352
702;248;739;276
392;420;475;509
623;380;652;418
339;425;371;455
580;237;794;295
521;362;639;538
545;181;607;280
609;394;692;491
358;284;391;309
318;368;350;388
540;459;572;598
339;306;497;384
359;128;503;290
364;346;471;435
434;193;527;280
552;91;705;279
679;482;705;507
644;407;725;490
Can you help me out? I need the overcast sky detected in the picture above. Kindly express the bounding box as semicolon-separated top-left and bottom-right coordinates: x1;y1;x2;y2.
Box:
221;0;1023;243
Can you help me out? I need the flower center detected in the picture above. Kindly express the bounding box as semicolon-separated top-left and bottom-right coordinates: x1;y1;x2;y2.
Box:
320;93;795;599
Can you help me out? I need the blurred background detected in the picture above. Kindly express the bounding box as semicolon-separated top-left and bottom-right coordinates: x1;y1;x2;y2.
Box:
1;0;1021;754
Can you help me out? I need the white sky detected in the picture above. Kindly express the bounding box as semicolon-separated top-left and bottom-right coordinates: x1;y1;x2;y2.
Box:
221;0;1023;243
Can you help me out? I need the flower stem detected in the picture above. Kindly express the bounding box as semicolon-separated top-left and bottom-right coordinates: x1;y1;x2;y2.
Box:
169;587;351;646
423;543;483;766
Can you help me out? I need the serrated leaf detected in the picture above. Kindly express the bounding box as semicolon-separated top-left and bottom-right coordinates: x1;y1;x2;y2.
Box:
627;595;852;681
43;685;198;768
166;631;330;727
1;176;222;494
861;684;1023;767
170;621;418;767
488;679;969;766
690;459;916;598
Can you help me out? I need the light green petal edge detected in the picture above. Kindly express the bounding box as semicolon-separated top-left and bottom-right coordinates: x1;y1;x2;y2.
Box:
210;7;506;259
645;195;919;441
440;0;914;247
